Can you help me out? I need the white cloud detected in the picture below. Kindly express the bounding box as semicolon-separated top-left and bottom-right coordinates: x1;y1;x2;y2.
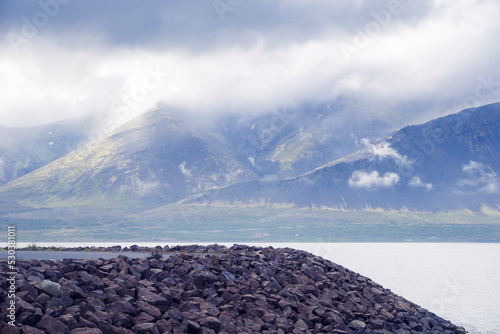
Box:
348;170;400;189
456;161;498;194
362;139;411;166
0;1;499;127
0;157;5;180
178;161;191;178
136;179;160;194
408;176;433;190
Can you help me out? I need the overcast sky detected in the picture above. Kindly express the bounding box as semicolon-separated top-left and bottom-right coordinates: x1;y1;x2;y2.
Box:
1;0;499;128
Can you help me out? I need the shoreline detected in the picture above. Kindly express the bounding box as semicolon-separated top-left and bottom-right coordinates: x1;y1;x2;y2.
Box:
10;244;227;254
1;244;467;333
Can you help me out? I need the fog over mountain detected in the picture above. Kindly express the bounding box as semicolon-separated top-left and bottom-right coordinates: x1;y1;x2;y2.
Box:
1;1;500;222
0;100;398;211
0;118;97;186
1;0;500;129
190;103;500;211
0;102;498;216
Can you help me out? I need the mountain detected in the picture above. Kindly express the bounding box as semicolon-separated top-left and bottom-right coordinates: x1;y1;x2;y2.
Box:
215;100;399;179
0;101;396;213
0;109;261;211
2;102;498;214
186;103;500;211
0;119;92;185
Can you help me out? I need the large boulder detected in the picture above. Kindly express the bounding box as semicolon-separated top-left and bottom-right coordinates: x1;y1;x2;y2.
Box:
41;280;61;297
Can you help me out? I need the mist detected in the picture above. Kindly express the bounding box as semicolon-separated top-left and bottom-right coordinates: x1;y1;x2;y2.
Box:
1;0;500;129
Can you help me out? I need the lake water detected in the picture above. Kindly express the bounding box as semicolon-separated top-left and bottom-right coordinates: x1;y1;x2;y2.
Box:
3;242;499;334
0;250;149;261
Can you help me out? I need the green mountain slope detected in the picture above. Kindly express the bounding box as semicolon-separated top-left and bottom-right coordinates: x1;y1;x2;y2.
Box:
0;101;397;214
0;109;258;211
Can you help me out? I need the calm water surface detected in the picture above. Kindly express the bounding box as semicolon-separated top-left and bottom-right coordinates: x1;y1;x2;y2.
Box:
3;242;498;334
0;250;149;260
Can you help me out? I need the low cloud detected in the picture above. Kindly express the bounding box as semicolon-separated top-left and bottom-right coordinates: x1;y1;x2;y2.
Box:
1;1;500;127
178;161;191;178
456;161;498;194
348;170;400;189
408;176;433;190
136;179;161;194
362;139;411;167
0;157;5;181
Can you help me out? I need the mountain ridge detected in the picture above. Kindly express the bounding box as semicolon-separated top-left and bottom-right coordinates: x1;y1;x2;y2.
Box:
0;108;259;211
0;101;397;212
0;102;498;214
185;103;500;211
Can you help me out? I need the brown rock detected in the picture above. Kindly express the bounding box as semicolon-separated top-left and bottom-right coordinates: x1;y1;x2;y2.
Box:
199;316;222;331
58;314;79;330
243;319;262;332
133;312;155;324
137;301;161;318
156;319;173;333
20;326;44;334
36;315;69;334
186;320;201;334
111;312;133;328
18;312;43;327
131;322;160;334
35;292;51;306
294;318;309;331
166;308;183;322
262;311;276;323
108;301;138;315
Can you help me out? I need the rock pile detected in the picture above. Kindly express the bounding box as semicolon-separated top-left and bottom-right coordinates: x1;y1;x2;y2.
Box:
1;245;467;333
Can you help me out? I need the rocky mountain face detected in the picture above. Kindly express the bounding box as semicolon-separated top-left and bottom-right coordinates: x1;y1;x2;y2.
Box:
0;101;498;213
0;101;396;212
188;103;500;211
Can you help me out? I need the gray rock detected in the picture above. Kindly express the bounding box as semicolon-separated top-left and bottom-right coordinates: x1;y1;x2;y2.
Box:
41;280;61;297
222;271;235;281
348;319;367;331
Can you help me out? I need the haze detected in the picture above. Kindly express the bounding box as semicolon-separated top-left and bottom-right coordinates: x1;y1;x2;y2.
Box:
1;0;499;128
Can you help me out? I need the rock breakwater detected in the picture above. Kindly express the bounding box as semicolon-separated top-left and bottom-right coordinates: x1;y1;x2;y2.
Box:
1;244;467;333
